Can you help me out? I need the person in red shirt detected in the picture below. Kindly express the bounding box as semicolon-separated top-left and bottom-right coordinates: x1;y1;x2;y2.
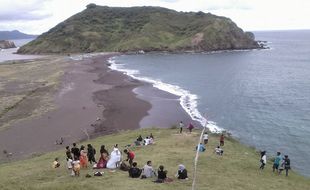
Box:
187;122;194;133
220;134;225;146
124;149;135;167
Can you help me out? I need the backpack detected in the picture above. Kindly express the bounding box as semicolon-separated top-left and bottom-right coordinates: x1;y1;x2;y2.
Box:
120;162;130;171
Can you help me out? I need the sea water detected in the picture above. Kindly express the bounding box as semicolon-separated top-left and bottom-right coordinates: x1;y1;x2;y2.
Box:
109;30;310;177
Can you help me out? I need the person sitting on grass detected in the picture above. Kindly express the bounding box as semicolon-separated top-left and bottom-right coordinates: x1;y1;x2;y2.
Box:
154;165;173;183
124;149;135;167
214;146;224;156
52;158;60;168
128;162;142;178
196;143;206;152
144;136;151;146
176;164;188;180
141;160;156;178
135;135;143;146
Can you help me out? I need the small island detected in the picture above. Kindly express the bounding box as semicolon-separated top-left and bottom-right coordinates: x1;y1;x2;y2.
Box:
18;5;260;54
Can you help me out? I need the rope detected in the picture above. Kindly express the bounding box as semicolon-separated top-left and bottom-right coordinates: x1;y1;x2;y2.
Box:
191;118;208;190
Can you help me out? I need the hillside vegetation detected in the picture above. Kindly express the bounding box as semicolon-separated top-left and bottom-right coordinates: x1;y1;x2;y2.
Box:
0;128;308;190
18;5;259;54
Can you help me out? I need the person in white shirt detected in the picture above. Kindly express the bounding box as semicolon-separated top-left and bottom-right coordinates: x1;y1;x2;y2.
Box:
179;121;184;133
141;160;155;178
214;146;223;156
203;132;209;144
259;151;267;170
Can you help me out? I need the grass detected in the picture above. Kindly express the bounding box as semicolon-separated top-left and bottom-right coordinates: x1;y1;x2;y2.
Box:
0;57;67;130
0;128;308;190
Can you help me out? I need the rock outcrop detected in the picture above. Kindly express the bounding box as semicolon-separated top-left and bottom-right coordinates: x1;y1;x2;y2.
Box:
0;40;16;49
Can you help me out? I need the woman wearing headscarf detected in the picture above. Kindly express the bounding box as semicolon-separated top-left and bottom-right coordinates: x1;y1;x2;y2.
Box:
176;164;188;179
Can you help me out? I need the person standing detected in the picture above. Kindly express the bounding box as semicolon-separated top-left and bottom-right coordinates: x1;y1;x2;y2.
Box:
203;132;209;144
179;121;184;133
220;134;225;146
65;146;72;159
284;155;291;177
79;145;88;168
273;152;282;173
87;144;96;165
187;122;194;133
259;151;267;170
71;143;80;159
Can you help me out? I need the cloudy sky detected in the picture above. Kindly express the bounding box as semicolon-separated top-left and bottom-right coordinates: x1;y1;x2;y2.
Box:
0;0;310;34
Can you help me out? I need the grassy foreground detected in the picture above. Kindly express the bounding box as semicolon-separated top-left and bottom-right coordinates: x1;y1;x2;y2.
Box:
0;128;308;190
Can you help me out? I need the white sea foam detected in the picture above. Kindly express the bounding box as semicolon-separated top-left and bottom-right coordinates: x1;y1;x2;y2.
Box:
108;57;223;133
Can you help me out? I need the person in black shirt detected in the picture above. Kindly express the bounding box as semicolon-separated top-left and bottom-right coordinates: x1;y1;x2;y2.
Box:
128;162;142;178
177;164;188;179
65;146;72;159
87;144;96;164
71;143;80;159
284;155;291;177
157;165;167;183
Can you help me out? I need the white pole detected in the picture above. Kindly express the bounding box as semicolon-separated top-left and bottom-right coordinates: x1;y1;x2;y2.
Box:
191;117;208;190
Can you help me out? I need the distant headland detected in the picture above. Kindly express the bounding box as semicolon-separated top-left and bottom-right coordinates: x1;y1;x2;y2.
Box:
18;4;262;54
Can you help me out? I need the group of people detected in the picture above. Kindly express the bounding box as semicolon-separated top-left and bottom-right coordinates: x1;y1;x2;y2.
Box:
52;133;189;183
128;160;188;183
195;131;225;157
178;121;195;133
259;151;291;176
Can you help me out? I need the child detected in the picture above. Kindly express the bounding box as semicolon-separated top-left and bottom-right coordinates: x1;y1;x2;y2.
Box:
52;158;60;168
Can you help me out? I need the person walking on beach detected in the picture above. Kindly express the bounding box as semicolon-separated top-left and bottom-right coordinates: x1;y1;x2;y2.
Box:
179;121;184;133
273;152;282;173
187;122;194;133
220;134;225;146
259;151;267;170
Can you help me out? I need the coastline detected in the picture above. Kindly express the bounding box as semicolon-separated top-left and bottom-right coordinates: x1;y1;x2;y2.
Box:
0;53;150;161
0;53;196;162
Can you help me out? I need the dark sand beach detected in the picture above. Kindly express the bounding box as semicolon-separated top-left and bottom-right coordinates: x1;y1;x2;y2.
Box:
0;53;192;161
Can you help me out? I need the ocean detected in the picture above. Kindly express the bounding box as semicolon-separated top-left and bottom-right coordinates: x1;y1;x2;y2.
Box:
0;38;40;63
109;30;310;177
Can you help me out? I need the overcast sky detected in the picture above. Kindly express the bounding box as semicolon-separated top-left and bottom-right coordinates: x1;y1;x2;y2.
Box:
0;0;310;34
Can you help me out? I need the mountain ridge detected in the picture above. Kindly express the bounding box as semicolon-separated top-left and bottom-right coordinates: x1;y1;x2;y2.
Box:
18;5;261;54
0;30;38;40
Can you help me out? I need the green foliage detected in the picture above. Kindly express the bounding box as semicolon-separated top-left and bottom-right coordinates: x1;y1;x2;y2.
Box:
18;6;259;54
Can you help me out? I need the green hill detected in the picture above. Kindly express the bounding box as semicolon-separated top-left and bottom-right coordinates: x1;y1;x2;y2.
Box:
18;5;260;54
0;128;308;190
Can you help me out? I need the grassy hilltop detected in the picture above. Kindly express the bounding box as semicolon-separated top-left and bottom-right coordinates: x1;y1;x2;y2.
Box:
0;128;308;190
18;5;259;54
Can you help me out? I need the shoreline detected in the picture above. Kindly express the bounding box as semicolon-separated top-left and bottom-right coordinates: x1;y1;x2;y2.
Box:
0;53;196;162
0;53;152;161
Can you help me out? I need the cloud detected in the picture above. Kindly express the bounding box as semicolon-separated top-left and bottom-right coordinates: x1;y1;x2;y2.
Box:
0;0;310;34
0;0;52;21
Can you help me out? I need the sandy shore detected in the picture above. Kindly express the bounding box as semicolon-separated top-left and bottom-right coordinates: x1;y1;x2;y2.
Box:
0;53;194;161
